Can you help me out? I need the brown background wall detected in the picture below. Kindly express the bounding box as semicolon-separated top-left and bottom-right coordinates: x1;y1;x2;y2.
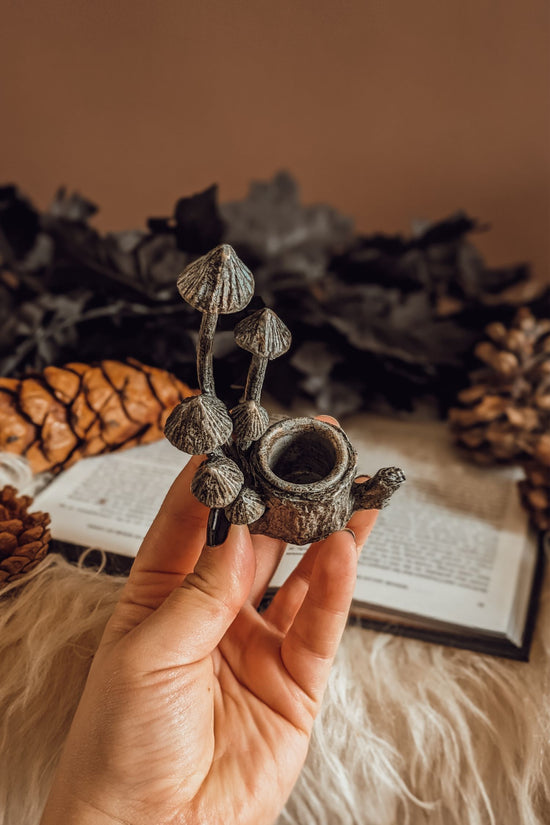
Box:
3;0;549;277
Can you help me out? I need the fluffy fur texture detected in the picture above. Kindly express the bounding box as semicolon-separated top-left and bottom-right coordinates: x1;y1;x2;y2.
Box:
0;556;123;825
1;554;549;825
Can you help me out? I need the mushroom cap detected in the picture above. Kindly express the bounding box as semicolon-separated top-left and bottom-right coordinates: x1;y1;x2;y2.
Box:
164;394;233;454
176;244;254;314
191;456;244;508
225;486;266;525
230;400;269;445
234;308;291;359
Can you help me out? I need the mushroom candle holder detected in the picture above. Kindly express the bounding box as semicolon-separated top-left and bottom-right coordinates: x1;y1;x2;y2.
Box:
165;244;405;545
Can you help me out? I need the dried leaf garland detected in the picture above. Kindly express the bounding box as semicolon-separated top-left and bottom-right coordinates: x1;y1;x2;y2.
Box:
1;174;545;415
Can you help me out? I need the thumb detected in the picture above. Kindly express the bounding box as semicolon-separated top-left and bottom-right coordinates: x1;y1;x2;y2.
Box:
136;524;256;667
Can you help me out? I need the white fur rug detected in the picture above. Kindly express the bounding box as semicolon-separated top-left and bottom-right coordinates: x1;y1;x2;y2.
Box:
1;554;549;825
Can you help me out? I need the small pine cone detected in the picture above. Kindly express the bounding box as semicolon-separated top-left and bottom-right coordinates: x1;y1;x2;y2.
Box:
0;360;196;474
0;485;51;587
449;309;550;464
519;462;550;531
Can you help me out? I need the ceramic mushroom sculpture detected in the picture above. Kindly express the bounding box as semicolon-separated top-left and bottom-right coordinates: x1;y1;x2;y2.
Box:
164;243;405;545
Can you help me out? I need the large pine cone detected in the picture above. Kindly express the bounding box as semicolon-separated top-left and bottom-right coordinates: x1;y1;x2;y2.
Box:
0;360;195;473
0;485;50;586
449;309;550;464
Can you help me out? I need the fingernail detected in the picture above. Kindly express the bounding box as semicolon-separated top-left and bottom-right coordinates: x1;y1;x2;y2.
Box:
207;508;230;547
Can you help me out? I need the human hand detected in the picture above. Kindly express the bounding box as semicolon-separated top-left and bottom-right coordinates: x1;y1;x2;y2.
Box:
41;421;377;825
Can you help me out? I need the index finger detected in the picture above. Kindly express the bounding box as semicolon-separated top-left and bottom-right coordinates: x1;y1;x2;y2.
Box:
130;454;209;578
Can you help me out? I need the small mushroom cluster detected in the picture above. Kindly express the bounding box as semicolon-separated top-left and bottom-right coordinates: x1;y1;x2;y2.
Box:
164;244;291;525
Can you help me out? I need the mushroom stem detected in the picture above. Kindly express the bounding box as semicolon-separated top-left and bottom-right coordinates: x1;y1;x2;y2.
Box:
197;311;218;395
244;355;268;403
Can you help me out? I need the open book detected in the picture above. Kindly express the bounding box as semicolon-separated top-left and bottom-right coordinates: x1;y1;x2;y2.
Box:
33;415;544;660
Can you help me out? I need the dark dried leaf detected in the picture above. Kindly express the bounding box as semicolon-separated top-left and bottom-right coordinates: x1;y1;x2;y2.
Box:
0;186;40;261
221;171;353;293
48;188;98;222
314;381;364;419
290;340;343;377
136;234;187;289
173;184;225;253
18;233;55;273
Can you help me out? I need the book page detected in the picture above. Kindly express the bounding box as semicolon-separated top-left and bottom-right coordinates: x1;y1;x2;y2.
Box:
34;440;191;557
34;414;535;638
271;415;534;637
